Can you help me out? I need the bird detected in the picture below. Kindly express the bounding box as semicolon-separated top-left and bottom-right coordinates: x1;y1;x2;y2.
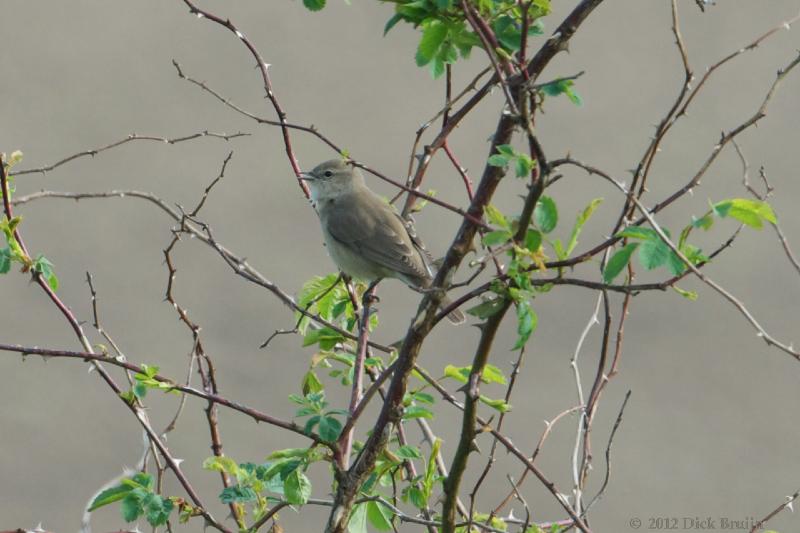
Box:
300;159;465;324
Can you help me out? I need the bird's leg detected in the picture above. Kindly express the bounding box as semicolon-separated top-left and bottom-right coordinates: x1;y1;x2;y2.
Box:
343;274;361;313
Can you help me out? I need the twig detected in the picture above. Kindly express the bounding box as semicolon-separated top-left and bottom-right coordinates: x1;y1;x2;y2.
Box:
0;343;318;442
10;131;248;176
749;488;800;533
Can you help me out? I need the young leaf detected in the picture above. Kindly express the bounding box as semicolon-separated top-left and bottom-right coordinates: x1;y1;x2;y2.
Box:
402;405;434;420
303;0;326;11
480;395;511;412
318;415;342;442
348;502;369;533
713;198;776;228
121;491;144;522
482;230;512;246
565;198;603;256
416;20;448;66
638;237;670;270
301;370;324;395
485;204;510;229
524;229;542;253
219;485;257;504
284;470;312;505
602;243;638;283
481;364;507;385
383;13;403;35
0;247;11;274
89;484;134;511
466;297;506;319
515;155;534;178
396;445;423;459
512;301;537;350
534;196;558;233
488;154;511;168
143;493;174;526
367;500;394;531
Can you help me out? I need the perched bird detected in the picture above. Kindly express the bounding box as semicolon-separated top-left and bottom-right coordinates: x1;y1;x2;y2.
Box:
301;159;465;324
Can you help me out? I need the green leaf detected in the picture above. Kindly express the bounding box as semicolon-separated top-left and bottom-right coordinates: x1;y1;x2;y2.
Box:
713;198;776;228
318;415;342;442
512;301;537;350
493;15;524;52
515;156;534;178
480;395;511;412
383;13;403;35
0;247;11;274
402;405;434;420
302;370;324;395
303;327;345;348
396;445;423;459
692;213;714;230
348;502;369;533
430;56;446;78
496;144;516;157
665;249;686;276
617;226;659;241
566;198;603;256
284;470;312;504
443;364;469;383
524;229;542;252
203;456;240;476
32;254;58;291
303;0;326;11
129;472;154;490
412;392;434;404
534;196;558;233
268;448;311;459
482;364;507;385
367;500;394;531
219;485;257;504
403;485;427;509
638;238;670;270
144;494;174;526
466;297;506;319
444;363;506;384
121;491;144;522
89;484;133;511
539;79;583;106
485;204;510;229
488;154;511;167
416;20;448;67
423;438;441;497
304;414;322;435
603;243;638;283
132;382;148;399
673;286;698;300
482;230;512;246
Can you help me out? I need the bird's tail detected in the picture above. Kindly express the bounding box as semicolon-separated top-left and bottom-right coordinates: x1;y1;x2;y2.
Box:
440;295;466;325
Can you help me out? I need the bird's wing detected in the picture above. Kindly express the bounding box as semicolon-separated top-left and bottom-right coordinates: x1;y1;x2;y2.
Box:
324;192;432;281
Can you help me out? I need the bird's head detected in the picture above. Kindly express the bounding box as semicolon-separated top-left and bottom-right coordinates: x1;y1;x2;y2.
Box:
300;159;365;202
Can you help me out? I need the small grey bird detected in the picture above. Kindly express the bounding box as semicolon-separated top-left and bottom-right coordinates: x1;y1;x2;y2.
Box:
301;159;465;324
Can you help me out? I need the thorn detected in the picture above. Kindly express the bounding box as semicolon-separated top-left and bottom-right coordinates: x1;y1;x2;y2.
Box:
196;12;204;18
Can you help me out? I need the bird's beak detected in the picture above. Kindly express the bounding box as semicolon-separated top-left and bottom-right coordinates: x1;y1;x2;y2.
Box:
299;172;316;181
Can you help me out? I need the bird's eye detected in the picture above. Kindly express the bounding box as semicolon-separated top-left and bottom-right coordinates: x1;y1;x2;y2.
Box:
323;170;333;178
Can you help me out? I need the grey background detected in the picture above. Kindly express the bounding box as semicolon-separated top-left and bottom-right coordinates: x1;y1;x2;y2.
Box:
1;1;799;531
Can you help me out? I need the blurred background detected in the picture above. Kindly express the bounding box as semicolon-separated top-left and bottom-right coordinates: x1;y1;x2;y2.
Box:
1;1;799;531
